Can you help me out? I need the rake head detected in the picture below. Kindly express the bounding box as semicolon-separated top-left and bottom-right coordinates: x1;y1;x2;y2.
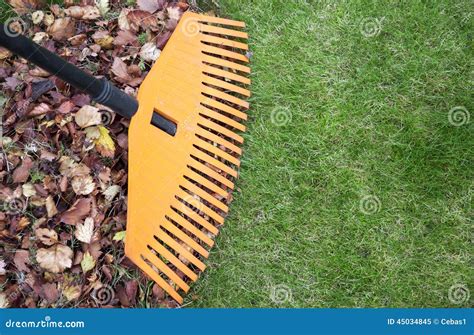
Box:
125;12;251;303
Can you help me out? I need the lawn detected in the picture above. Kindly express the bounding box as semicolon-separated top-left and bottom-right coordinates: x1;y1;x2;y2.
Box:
187;0;473;307
1;0;472;308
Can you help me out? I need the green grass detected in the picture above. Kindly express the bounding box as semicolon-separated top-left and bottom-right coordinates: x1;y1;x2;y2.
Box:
1;0;472;308
188;0;473;307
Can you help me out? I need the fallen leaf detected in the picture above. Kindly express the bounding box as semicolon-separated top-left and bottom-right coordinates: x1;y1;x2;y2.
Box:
111;57;131;83
35;228;58;246
92;31;114;49
0;259;6;275
113;231;126;242
59;156;91;178
95;0;110;17
95;126;115;158
167;6;181;21
137;0;161;13
0;293;8;308
140;42;161;62
47;17;76;41
80;251;95;272
40;282;59;303
7;0;39;14
127;10;158;31
45;195;58;218
17;216;30;231
13;157;33;183
71;175;95;195
103;184;120;202
31;10;44;25
114;30;137;46
60;198;91;225
118;8;131;30
22;183;37;197
75;217;94;244
13;249;30;272
63;285;81;301
75;105;101;128
36;244;73;273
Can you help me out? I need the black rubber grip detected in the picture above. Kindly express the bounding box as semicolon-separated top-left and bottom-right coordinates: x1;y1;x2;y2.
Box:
0;23;138;119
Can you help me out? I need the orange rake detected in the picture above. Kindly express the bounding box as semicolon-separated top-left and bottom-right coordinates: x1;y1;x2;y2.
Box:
0;12;250;303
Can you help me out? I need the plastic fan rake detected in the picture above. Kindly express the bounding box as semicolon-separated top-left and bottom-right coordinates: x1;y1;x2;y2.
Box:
0;12;251;303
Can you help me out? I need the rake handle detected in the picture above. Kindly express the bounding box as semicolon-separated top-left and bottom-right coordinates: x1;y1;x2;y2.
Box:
0;24;138;119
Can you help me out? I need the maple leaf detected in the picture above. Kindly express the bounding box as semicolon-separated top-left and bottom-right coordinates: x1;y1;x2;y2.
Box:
95;126;115;158
75;217;94;244
81;252;96;273
36;244;73;273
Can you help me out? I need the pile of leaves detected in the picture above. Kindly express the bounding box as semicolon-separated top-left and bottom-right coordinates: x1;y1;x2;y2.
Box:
0;0;198;308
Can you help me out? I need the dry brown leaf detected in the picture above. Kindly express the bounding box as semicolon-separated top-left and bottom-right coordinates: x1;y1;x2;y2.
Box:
118;8;131;30
22;183;36;197
111;57;131;82
45;195;58;218
114;30;137;46
12;157;33;183
35;228;58;246
60;198;91;225
71;175;95;195
74;217;94;243
7;0;40;14
59;156;91;178
137;0;161;13
13;249;30;272
36;244;73;273
47;18;76;41
17;216;30;231
75;105;101;128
